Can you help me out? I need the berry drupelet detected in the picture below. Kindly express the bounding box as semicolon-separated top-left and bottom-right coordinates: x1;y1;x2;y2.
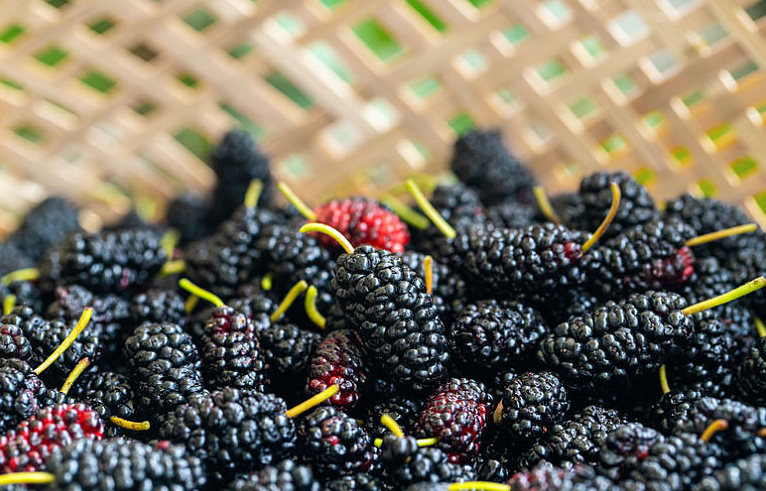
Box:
312;197;410;253
623;432;724;490
450;128;536;206
584;218;697;297
414;378;492;463
69;369;138;436
3;305;102;382
537;291;694;393
597;422;664;481
364;396;423;440
166;192;213;244
507;463;617;491
201;330;268;391
297;406;375;477
306;329;367;409
324;473;386;491
400;250;469;323
331;243;450;393
8;196;81;263
0;323;34;362
260;323;321;387
0;402;104;473
664;193;763;259
129;288;187;327
494;372;569;449
449;300;547;372
571;171;658;239
695;453;766;490
0;358;46;433
0;243;33;278
379;434;473;487
649;388;705;434
123;322;206;415
672;397;766;459
226;459;320;491
523;405;626;469
184;204;277;298
37;228;167;295
44;438;208;491
159;388;296;478
734;335;766;404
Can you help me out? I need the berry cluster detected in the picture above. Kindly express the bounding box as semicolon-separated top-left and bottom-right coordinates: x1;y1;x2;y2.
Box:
1;128;765;491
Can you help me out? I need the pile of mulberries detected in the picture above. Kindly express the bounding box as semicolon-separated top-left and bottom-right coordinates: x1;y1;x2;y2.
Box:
3;128;766;490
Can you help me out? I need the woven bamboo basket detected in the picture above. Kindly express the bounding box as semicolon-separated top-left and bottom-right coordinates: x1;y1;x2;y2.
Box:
3;0;766;234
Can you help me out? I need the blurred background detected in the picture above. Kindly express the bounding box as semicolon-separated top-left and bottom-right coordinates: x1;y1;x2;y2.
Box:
2;0;766;232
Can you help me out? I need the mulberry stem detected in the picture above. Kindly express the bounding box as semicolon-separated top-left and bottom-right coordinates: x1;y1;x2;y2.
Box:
160;229;180;258
178;278;224;308
659;364;670;394
110;416;151;431
184;295;200;314
700;419;728;442
581;182;621;253
304;286;326;329
270;280;309;322
158;260;186;278
261;272;273;291
299;223;354;254
277;182;317;221
244;179;263;209
757;318;766;338
3;294;15;315
0;472;55;485
381;194;429;230
405;178;456;239
448;482;510;491
285;384;339;418
685;223;757;247
533;186;562;225
682;276;766;316
493;401;504;425
34;308;93;375
374;437;438;447
1;268;40;285
59;357;90;395
380;414;405;437
424;255;434;295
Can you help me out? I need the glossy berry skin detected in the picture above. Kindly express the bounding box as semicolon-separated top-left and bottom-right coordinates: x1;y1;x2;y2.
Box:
597;423;663;481
523;405;625;469
364;396;423;440
573;171;658;239
415;378;492;464
312;198;410;253
297;406;375;477
44;438;207;491
450;223;587;299
201;330;268;391
585;219;696;298
380;435;472;487
324;473;386;491
0;359;46;433
0;323;34;362
649;389;705;434
496;372;569;447
123;323;206;414
734;336;766;405
0;403;104;473
331;245;449;392
449;300;547;371
672;397;766;459
507;463;616;491
306;330;367;409
70;370;137;437
226;459;320;491
159;388;296;478
261;324;321;380
37;228;167;295
130;288;187;327
695;453;766;490
184;206;277;298
537;291;694;393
